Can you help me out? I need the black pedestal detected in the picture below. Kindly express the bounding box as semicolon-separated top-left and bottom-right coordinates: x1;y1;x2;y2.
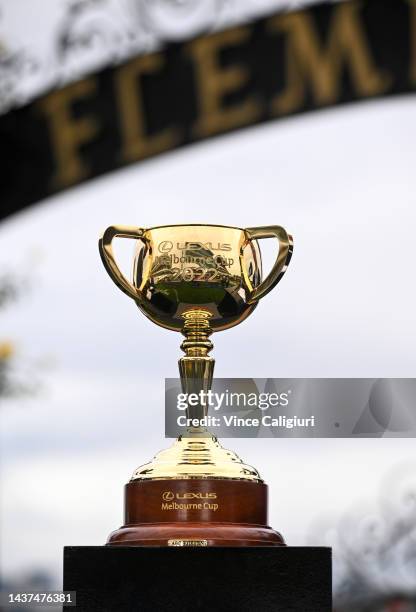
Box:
63;546;332;611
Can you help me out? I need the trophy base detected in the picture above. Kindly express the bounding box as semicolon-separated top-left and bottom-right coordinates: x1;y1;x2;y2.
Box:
108;523;284;547
107;478;284;547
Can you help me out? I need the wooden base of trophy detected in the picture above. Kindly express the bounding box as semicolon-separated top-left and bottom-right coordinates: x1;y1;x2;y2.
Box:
107;479;284;546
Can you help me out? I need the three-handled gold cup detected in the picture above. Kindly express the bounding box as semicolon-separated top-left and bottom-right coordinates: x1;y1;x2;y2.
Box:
99;223;293;547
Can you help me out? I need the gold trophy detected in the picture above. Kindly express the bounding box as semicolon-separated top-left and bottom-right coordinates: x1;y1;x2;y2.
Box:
99;224;293;546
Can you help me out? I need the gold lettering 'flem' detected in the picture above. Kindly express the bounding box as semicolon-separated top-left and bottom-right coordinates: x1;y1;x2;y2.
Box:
187;27;261;137
268;3;390;114
116;53;179;163
38;78;98;189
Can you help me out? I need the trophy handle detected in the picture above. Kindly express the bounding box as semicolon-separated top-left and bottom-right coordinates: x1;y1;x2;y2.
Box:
245;225;293;304
99;225;146;301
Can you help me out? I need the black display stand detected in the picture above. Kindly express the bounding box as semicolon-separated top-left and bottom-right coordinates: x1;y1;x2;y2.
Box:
64;546;332;611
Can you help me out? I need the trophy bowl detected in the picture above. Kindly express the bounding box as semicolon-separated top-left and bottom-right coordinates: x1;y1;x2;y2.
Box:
100;224;292;332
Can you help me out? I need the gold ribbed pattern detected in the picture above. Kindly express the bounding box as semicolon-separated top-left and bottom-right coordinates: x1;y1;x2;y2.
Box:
130;435;262;482
180;310;213;357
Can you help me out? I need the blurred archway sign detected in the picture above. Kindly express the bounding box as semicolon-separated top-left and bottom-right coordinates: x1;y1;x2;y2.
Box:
0;0;415;220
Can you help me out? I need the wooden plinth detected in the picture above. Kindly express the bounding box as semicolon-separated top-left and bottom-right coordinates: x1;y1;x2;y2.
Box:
107;479;284;546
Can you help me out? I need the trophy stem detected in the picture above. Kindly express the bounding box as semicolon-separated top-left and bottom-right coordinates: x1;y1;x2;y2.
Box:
129;307;262;481
179;310;215;427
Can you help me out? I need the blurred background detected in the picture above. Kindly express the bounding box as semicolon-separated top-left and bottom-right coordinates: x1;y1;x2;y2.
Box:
1;1;415;610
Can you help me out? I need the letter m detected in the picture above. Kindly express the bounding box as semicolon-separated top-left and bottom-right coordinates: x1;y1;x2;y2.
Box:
269;3;389;113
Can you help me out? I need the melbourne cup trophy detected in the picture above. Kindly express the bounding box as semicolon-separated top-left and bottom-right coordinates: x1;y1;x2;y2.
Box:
99;224;293;547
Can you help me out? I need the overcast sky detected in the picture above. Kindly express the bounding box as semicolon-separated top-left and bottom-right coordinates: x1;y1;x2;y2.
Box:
1;94;416;586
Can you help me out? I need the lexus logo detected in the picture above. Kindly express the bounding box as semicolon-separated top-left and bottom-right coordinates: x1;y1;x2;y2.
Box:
158;240;173;253
162;491;174;501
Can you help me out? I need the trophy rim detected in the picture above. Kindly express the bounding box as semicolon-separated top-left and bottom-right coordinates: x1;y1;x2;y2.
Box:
143;223;246;232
